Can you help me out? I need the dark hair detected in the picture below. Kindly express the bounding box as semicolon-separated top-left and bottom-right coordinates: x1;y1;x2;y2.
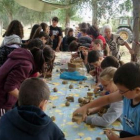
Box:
79;22;88;30
29;24;40;40
69;41;80;51
67;36;77;45
32;27;42;39
40;22;48;32
101;56;124;69
26;38;44;50
80;28;87;34
94;39;103;48
3;20;24;39
30;46;54;73
67;28;73;36
19;78;50;107
87;25;100;38
88;50;102;63
39;32;49;40
113;62;140;90
52;17;59;22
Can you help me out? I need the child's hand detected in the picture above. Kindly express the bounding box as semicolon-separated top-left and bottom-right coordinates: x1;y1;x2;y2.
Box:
88;108;97;115
106;130;120;140
82;50;88;57
94;86;100;93
73;106;88;121
100;91;106;96
71;53;79;59
89;70;95;77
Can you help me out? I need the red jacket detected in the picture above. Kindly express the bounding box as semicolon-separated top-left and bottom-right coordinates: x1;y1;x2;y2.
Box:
0;48;36;110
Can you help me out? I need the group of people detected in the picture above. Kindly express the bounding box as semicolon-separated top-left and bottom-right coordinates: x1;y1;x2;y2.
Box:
0;16;139;140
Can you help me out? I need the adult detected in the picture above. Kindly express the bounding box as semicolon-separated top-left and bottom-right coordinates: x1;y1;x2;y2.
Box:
103;24;134;60
49;17;62;52
0;39;55;117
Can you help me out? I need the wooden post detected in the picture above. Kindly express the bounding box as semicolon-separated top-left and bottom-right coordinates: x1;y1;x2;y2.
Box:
131;0;140;62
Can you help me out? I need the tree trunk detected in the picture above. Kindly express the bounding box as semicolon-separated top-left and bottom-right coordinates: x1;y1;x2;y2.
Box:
0;20;3;36
65;9;70;28
131;0;140;62
8;12;13;23
92;0;98;26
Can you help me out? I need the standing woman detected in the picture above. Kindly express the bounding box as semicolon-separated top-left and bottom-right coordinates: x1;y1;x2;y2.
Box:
0;39;55;117
103;24;134;60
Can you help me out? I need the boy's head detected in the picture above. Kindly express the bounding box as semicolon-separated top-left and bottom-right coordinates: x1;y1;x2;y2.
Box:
92;39;103;51
80;28;87;36
113;62;140;99
69;40;80;51
39;32;49;44
88;50;104;67
101;56;123;69
52;17;59;27
19;78;50;111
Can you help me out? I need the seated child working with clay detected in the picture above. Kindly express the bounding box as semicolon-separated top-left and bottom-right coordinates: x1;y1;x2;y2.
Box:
86;67;123;127
74;62;140;139
87;50;104;83
94;56;124;94
0;78;66;140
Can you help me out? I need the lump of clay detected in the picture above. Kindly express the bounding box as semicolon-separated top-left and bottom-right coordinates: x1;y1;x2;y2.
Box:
69;84;73;89
56;69;59;72
79;81;82;84
62;81;68;84
87;92;94;96
65;101;70;106
96;138;101;140
51;116;55;121
52;106;56;108
78;97;84;103
53;88;58;92
66;96;74;102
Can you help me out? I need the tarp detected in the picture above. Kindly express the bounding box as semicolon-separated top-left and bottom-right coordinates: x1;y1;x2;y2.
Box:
15;0;73;12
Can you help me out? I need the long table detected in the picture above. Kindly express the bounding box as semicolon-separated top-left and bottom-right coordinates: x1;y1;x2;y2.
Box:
45;52;122;140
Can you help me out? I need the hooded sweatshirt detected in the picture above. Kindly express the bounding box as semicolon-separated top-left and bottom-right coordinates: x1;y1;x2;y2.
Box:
0;48;36;110
1;34;22;47
0;106;66;140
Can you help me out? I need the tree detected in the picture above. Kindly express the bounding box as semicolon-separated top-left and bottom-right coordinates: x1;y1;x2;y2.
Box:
131;0;140;62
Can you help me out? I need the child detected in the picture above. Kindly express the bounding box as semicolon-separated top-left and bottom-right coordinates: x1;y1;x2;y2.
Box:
101;56;124;69
92;39;109;56
1;20;23;47
0;20;24;66
0;39;55;117
94;56;124;94
49;17;62;51
62;28;74;51
86;67;123;127
87;50;104;83
0;78;66;140
74;62;140;139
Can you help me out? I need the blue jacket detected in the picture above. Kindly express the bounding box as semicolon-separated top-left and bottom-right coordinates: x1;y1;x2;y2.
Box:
0;106;66;140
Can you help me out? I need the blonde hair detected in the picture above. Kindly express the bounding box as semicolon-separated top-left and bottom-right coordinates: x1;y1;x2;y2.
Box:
100;67;117;81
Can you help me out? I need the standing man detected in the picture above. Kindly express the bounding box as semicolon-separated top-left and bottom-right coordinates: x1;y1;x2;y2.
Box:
50;17;62;52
